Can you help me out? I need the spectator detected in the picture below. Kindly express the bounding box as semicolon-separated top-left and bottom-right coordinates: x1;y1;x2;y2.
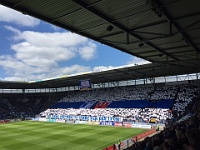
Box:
184;128;200;150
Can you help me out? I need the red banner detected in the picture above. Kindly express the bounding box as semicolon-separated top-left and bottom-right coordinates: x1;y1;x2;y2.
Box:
114;122;122;126
123;123;132;128
103;144;117;150
0;120;10;124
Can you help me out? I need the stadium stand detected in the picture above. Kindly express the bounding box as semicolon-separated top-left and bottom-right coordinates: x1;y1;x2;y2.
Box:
38;84;197;125
0;83;199;150
0;93;63;119
0;0;200;149
124;93;200;150
57;85;176;102
59;86;154;102
0;84;197;121
173;84;198;113
0;99;17;119
107;99;173;109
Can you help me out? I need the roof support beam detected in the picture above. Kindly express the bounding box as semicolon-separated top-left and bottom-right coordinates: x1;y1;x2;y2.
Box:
98;11;200;39
138;45;191;55
99;31;123;39
13;0;26;8
51;0;104;22
130;11;200;31
157;1;200;54
145;49;196;58
126;19;200;45
73;0;179;61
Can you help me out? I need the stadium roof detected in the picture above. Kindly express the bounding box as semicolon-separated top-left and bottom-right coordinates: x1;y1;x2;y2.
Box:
0;0;200;89
0;62;199;89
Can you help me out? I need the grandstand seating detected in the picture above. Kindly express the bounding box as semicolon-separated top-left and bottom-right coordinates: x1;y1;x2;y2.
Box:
108;99;173;109
52;102;84;109
37;84;199;127
0;84;198;124
149;86;177;101
0;99;17;119
58;85;178;102
173;85;198;112
1;81;199;150
59;86;156;102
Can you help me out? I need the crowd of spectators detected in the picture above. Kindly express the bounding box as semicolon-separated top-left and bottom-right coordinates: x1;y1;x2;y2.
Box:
60;85;177;102
173;85;198;113
125;94;200;150
0;84;199;122
149;86;177;101
0;99;17;119
0;93;62;119
40;108;172;123
1;83;200;150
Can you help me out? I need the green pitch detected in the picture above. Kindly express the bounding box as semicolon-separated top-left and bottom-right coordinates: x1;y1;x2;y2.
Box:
0;121;147;150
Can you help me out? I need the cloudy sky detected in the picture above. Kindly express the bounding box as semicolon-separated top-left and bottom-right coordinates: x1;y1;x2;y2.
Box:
0;5;150;82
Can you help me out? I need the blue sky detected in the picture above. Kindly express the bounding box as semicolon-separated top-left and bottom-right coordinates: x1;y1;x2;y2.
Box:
0;5;149;81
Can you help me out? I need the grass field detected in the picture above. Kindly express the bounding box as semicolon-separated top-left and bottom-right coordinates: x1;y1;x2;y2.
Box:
0;121;147;150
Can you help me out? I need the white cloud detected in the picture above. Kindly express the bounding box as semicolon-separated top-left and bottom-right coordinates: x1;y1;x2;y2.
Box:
4;26;20;34
79;42;97;60
0;55;49;76
0;27;97;81
0;54;92;81
11;42;75;67
0;5;40;27
3;77;26;82
127;57;151;65
18;31;87;47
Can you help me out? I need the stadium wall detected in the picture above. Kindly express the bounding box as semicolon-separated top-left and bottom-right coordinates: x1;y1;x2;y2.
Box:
34;117;152;129
104;128;156;150
0;119;10;124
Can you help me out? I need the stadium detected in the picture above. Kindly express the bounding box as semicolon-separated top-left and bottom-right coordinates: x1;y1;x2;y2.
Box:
0;0;200;150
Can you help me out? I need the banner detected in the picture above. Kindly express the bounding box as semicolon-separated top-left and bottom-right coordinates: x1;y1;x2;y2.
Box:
75;121;87;124
32;118;39;121
48;118;56;122
48;115;122;122
114;122;123;127
100;121;114;126
132;123;151;129
0;120;10;124
65;120;74;124
123;122;132;128
39;118;47;122
87;121;100;125
103;145;117;150
56;119;65;123
80;80;92;91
